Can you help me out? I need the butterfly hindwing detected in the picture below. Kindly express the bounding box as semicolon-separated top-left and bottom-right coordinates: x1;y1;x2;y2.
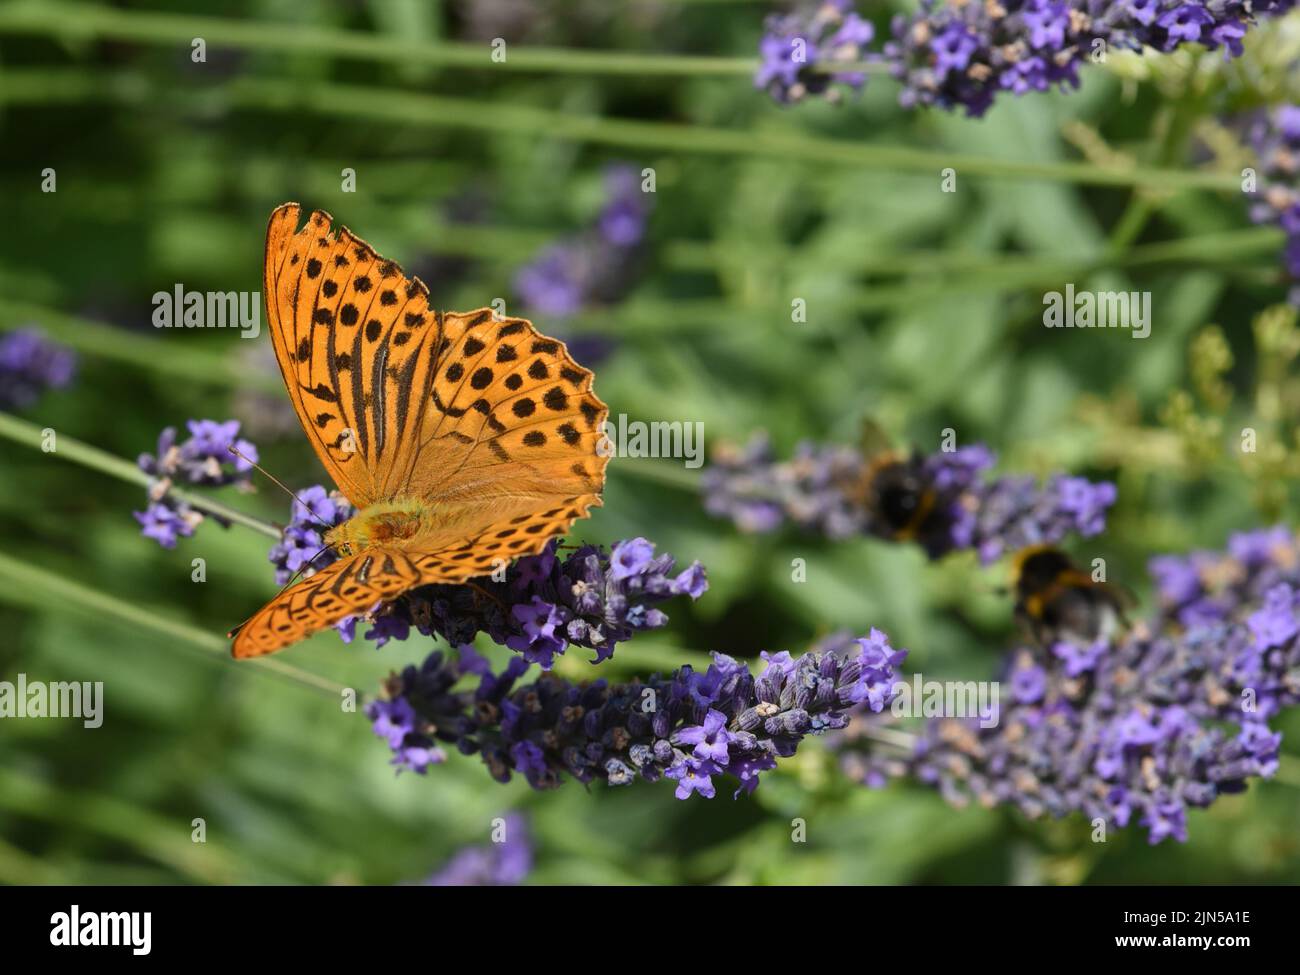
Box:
231;548;420;658
407;309;608;506
231;491;600;658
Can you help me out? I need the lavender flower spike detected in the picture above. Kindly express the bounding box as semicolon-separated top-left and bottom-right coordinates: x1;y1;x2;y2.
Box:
0;328;76;409
133;419;260;549
514;162;653;323
1243;105;1300;304
755;0;875;105
702;433;1116;563
397;538;708;667
367;632;906;798
424;813;533;886
834;528;1299;844
884;0;1296;117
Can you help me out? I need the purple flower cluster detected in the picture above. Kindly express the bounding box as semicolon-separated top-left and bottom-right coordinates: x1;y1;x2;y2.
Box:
1244;105;1300;304
267;485;354;584
424;813;533;886
361;538;708;667
759;1;1296;116
835;530;1298;843
0;328;76;409
755;0;874;104
133;420;258;549
701;433;869;538
702;433;1115;562
968;470;1117;563
1149;524;1299;627
513;163;653;322
367;629;905;795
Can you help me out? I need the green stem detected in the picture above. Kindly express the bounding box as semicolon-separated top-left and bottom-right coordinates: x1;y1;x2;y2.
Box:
610;455;703;491
0;69;1242;190
0;411;281;538
0;550;345;697
0;0;766;77
0;765;241;882
0;300;281;394
1106;97;1205;257
4;225;1280;365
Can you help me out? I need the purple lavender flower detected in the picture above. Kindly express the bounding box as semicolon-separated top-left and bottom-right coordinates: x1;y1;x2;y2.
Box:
137;419;258;489
702;433;1115;562
1157;4;1214;45
134;419;260;549
931;22;979;76
267;485;354;584
133;501;198;550
0;328;75;409
425;813;533;886
1052;637;1106;677
370;697;419;749
834;529;1299;844
677;709;734;764
513;243;588;318
1009;659;1047;704
514;163;652;329
883;0;1295;118
609;536;654;580
375;539;706;667
666;758;720;799
370;631;904;798
596;165;650;248
1149;526;1300;627
507;596;568;667
1244;104;1300;304
755;0;875;104
1248;584;1300;649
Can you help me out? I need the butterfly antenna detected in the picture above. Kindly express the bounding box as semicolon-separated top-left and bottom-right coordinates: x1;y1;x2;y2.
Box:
227;544;334;638
227;444;333;531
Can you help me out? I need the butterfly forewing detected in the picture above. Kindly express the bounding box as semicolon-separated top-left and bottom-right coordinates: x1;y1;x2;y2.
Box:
264;203;442;507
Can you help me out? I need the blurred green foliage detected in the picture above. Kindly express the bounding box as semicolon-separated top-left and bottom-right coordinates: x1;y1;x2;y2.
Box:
1;1;1298;885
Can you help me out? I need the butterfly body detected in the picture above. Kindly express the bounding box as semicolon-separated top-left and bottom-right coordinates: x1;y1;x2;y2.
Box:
323;498;443;556
230;203;609;659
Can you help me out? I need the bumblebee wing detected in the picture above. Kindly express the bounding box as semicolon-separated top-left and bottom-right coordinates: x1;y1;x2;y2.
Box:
858;417;894;461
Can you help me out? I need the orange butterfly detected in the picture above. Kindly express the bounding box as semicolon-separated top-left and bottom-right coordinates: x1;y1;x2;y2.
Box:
230;203;609;658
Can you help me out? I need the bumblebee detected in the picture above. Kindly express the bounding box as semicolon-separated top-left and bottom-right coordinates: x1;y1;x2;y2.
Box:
849;420;942;543
1012;546;1129;647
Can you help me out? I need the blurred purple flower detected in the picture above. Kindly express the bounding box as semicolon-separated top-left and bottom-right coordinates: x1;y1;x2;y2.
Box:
755;0;874;104
425;814;533;886
0;328;76;409
703;432;1115;562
